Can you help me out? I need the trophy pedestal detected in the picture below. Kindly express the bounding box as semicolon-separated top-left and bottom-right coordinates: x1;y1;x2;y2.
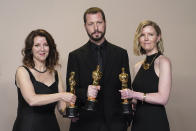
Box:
85;100;96;111
122;103;134;126
122;102;132;115
64;107;79;118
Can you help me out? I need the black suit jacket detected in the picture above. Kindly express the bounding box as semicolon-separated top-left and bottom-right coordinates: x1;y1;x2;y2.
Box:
66;40;131;131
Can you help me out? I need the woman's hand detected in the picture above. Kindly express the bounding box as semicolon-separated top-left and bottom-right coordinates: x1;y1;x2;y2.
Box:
87;85;100;98
119;88;134;99
61;92;76;104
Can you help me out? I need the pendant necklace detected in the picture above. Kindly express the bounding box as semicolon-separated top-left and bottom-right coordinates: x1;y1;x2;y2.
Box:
142;53;159;70
33;67;47;73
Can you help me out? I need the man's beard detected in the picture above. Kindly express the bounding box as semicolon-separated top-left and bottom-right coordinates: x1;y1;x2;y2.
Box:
87;30;106;42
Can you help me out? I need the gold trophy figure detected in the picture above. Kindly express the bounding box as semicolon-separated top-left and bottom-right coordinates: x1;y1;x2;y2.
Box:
65;72;79;118
119;68;132;115
85;65;102;111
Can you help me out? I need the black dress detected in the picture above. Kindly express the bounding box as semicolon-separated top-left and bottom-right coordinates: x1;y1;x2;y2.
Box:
131;52;170;131
12;66;60;131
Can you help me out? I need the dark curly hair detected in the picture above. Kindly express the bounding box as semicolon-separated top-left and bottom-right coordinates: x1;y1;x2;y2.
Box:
22;29;59;71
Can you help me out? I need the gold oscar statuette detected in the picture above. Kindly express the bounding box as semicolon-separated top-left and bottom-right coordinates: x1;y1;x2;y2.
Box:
85;65;102;111
69;72;76;108
119;67;132;115
65;72;79;118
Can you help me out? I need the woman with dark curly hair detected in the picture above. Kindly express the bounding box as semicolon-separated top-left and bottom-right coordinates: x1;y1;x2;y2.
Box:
12;29;76;131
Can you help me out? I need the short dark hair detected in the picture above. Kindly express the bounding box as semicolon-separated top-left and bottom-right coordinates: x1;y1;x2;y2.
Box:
22;29;59;71
83;7;106;23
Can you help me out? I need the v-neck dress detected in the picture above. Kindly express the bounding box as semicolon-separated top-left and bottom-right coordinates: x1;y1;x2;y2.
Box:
13;66;60;131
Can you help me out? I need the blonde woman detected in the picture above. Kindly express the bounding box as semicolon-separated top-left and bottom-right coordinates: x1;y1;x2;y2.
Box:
120;20;171;131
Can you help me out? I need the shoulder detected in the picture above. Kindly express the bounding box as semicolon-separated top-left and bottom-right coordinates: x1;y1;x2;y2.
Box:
55;69;63;81
134;60;144;72
107;41;127;53
158;55;171;66
55;69;61;76
16;66;30;79
16;66;28;74
69;43;89;55
156;55;172;70
135;60;144;68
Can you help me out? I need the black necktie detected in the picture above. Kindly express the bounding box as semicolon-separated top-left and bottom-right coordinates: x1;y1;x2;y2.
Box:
97;46;103;72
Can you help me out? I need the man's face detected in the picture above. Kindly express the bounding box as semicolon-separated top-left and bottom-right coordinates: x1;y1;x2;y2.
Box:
85;12;106;42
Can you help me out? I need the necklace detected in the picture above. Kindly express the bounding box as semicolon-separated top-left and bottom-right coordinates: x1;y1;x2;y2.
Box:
33;67;47;73
142;53;159;70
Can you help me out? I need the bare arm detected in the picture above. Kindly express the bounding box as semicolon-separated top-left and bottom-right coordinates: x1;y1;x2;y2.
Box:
56;71;68;113
121;56;172;106
141;56;172;105
16;67;75;106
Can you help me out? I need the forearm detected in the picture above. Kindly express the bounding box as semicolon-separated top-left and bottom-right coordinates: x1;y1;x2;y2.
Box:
27;92;63;106
133;91;169;105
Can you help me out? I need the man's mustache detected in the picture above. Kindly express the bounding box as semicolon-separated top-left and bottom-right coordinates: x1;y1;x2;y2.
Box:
91;30;102;35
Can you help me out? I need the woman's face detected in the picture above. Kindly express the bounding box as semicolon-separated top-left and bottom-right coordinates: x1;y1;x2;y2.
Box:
32;36;49;63
139;25;160;55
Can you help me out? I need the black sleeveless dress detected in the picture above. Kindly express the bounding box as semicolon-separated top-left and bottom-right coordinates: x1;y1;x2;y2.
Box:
12;66;60;131
131;52;170;131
